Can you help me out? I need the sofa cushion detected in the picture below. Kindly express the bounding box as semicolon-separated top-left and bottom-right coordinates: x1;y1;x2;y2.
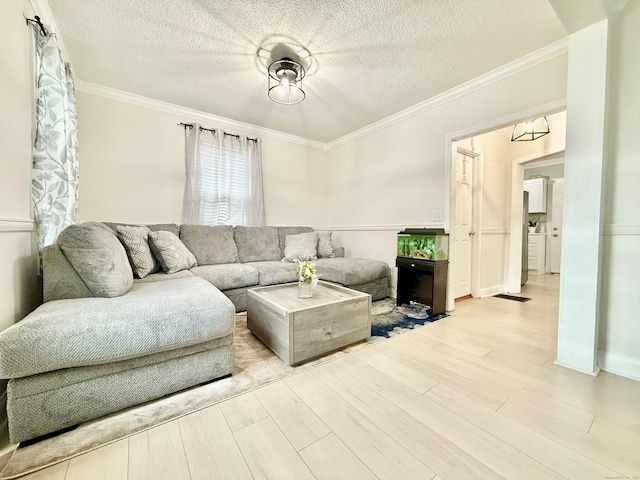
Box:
282;232;318;262
57;222;133;298
314;257;389;286
247;261;298;286
277;226;314;257
0;277;235;379
180;224;239;265
190;264;259;291
234;226;281;263
317;231;336;258
149;230;197;274
116;225;159;278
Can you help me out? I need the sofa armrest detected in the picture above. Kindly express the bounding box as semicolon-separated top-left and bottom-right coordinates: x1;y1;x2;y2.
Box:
333;246;345;257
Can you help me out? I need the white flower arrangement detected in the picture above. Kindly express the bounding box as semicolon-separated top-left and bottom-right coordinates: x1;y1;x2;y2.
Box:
295;259;320;285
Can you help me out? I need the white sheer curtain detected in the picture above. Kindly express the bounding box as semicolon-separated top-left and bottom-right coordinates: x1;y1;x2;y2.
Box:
182;124;266;226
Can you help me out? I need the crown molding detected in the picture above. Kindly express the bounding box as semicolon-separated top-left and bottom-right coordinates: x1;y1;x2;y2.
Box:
326;37;569;151
75;81;326;150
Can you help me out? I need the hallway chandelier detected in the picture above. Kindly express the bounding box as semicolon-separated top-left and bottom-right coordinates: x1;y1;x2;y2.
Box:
511;117;550;142
268;58;305;105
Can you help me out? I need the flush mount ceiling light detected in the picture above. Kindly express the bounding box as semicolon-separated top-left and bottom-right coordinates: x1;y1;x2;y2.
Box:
268;58;305;105
511;116;550;142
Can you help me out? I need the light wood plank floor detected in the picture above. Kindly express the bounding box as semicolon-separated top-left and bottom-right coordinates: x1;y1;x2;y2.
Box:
23;274;640;479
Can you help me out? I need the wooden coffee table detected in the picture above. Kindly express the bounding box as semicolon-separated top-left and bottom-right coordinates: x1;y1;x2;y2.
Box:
246;281;371;366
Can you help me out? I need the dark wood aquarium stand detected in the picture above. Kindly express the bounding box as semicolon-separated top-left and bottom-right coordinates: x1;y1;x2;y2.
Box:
396;257;448;315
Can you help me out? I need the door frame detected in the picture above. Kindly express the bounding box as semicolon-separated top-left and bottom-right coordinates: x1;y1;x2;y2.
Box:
443;99;566;311
506;149;565;292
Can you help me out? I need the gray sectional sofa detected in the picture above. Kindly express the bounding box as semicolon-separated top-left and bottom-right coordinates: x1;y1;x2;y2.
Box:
0;222;389;443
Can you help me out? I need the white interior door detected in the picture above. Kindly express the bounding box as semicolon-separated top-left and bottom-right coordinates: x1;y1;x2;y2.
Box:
454;152;473;298
548;178;564;273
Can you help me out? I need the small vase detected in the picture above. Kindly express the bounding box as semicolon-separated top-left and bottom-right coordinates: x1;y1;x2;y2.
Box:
298;281;313;298
528;226;536;233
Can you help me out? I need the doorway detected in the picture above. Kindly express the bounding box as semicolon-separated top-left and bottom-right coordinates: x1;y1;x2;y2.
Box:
445;108;566;311
523;158;565;275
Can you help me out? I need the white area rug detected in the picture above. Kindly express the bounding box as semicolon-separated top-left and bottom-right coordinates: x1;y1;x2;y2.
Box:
0;304;403;479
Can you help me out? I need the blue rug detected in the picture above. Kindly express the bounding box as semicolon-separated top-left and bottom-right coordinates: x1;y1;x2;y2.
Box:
370;298;448;338
371;312;448;338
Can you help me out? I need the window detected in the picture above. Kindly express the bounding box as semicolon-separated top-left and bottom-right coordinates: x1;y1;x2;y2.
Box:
182;125;265;226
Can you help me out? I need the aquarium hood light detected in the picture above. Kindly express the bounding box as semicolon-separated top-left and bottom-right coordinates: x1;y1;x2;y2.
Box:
511;117;550;142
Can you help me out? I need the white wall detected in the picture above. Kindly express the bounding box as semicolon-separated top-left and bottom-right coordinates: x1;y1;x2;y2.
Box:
0;0;42;452
326;54;568;298
598;2;640;380
75;92;328;226
525;163;564;180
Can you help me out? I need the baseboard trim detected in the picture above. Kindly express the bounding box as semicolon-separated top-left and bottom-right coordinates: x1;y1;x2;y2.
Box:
597;350;640;381
478;285;505;298
554;360;600;377
0;218;34;233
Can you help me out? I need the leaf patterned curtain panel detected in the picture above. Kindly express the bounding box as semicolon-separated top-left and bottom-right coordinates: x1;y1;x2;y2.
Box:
31;27;79;252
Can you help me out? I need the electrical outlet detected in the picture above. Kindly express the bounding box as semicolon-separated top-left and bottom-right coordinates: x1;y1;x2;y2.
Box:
431;209;443;222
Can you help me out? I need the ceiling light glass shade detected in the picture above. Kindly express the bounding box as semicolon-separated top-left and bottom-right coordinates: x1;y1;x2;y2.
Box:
268;58;305;104
511;116;550;141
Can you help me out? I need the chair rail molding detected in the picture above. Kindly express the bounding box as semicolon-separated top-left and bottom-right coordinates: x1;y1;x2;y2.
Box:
0;218;34;233
603;224;640;235
313;223;443;232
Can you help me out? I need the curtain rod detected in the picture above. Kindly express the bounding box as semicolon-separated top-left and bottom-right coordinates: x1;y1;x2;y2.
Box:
178;123;258;142
26;15;48;36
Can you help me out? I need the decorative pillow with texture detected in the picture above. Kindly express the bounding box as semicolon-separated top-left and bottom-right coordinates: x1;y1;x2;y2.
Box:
282;232;319;262
57;222;133;298
277;226;314;257
317;231;336;258
148;230;197;274
116;225;159;278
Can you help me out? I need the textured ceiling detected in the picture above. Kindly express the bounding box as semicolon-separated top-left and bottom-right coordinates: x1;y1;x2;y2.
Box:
46;0;566;143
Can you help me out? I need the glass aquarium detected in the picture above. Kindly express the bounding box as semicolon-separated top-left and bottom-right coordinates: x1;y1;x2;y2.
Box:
397;229;449;261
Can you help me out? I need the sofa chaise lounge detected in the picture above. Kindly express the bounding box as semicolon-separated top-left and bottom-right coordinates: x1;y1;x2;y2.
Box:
0;222;389;443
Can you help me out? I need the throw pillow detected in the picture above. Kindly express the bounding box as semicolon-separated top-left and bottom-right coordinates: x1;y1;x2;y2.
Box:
282;232;318;262
317;231;336;258
148;230;197;274
57;222;133;297
116;225;159;278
